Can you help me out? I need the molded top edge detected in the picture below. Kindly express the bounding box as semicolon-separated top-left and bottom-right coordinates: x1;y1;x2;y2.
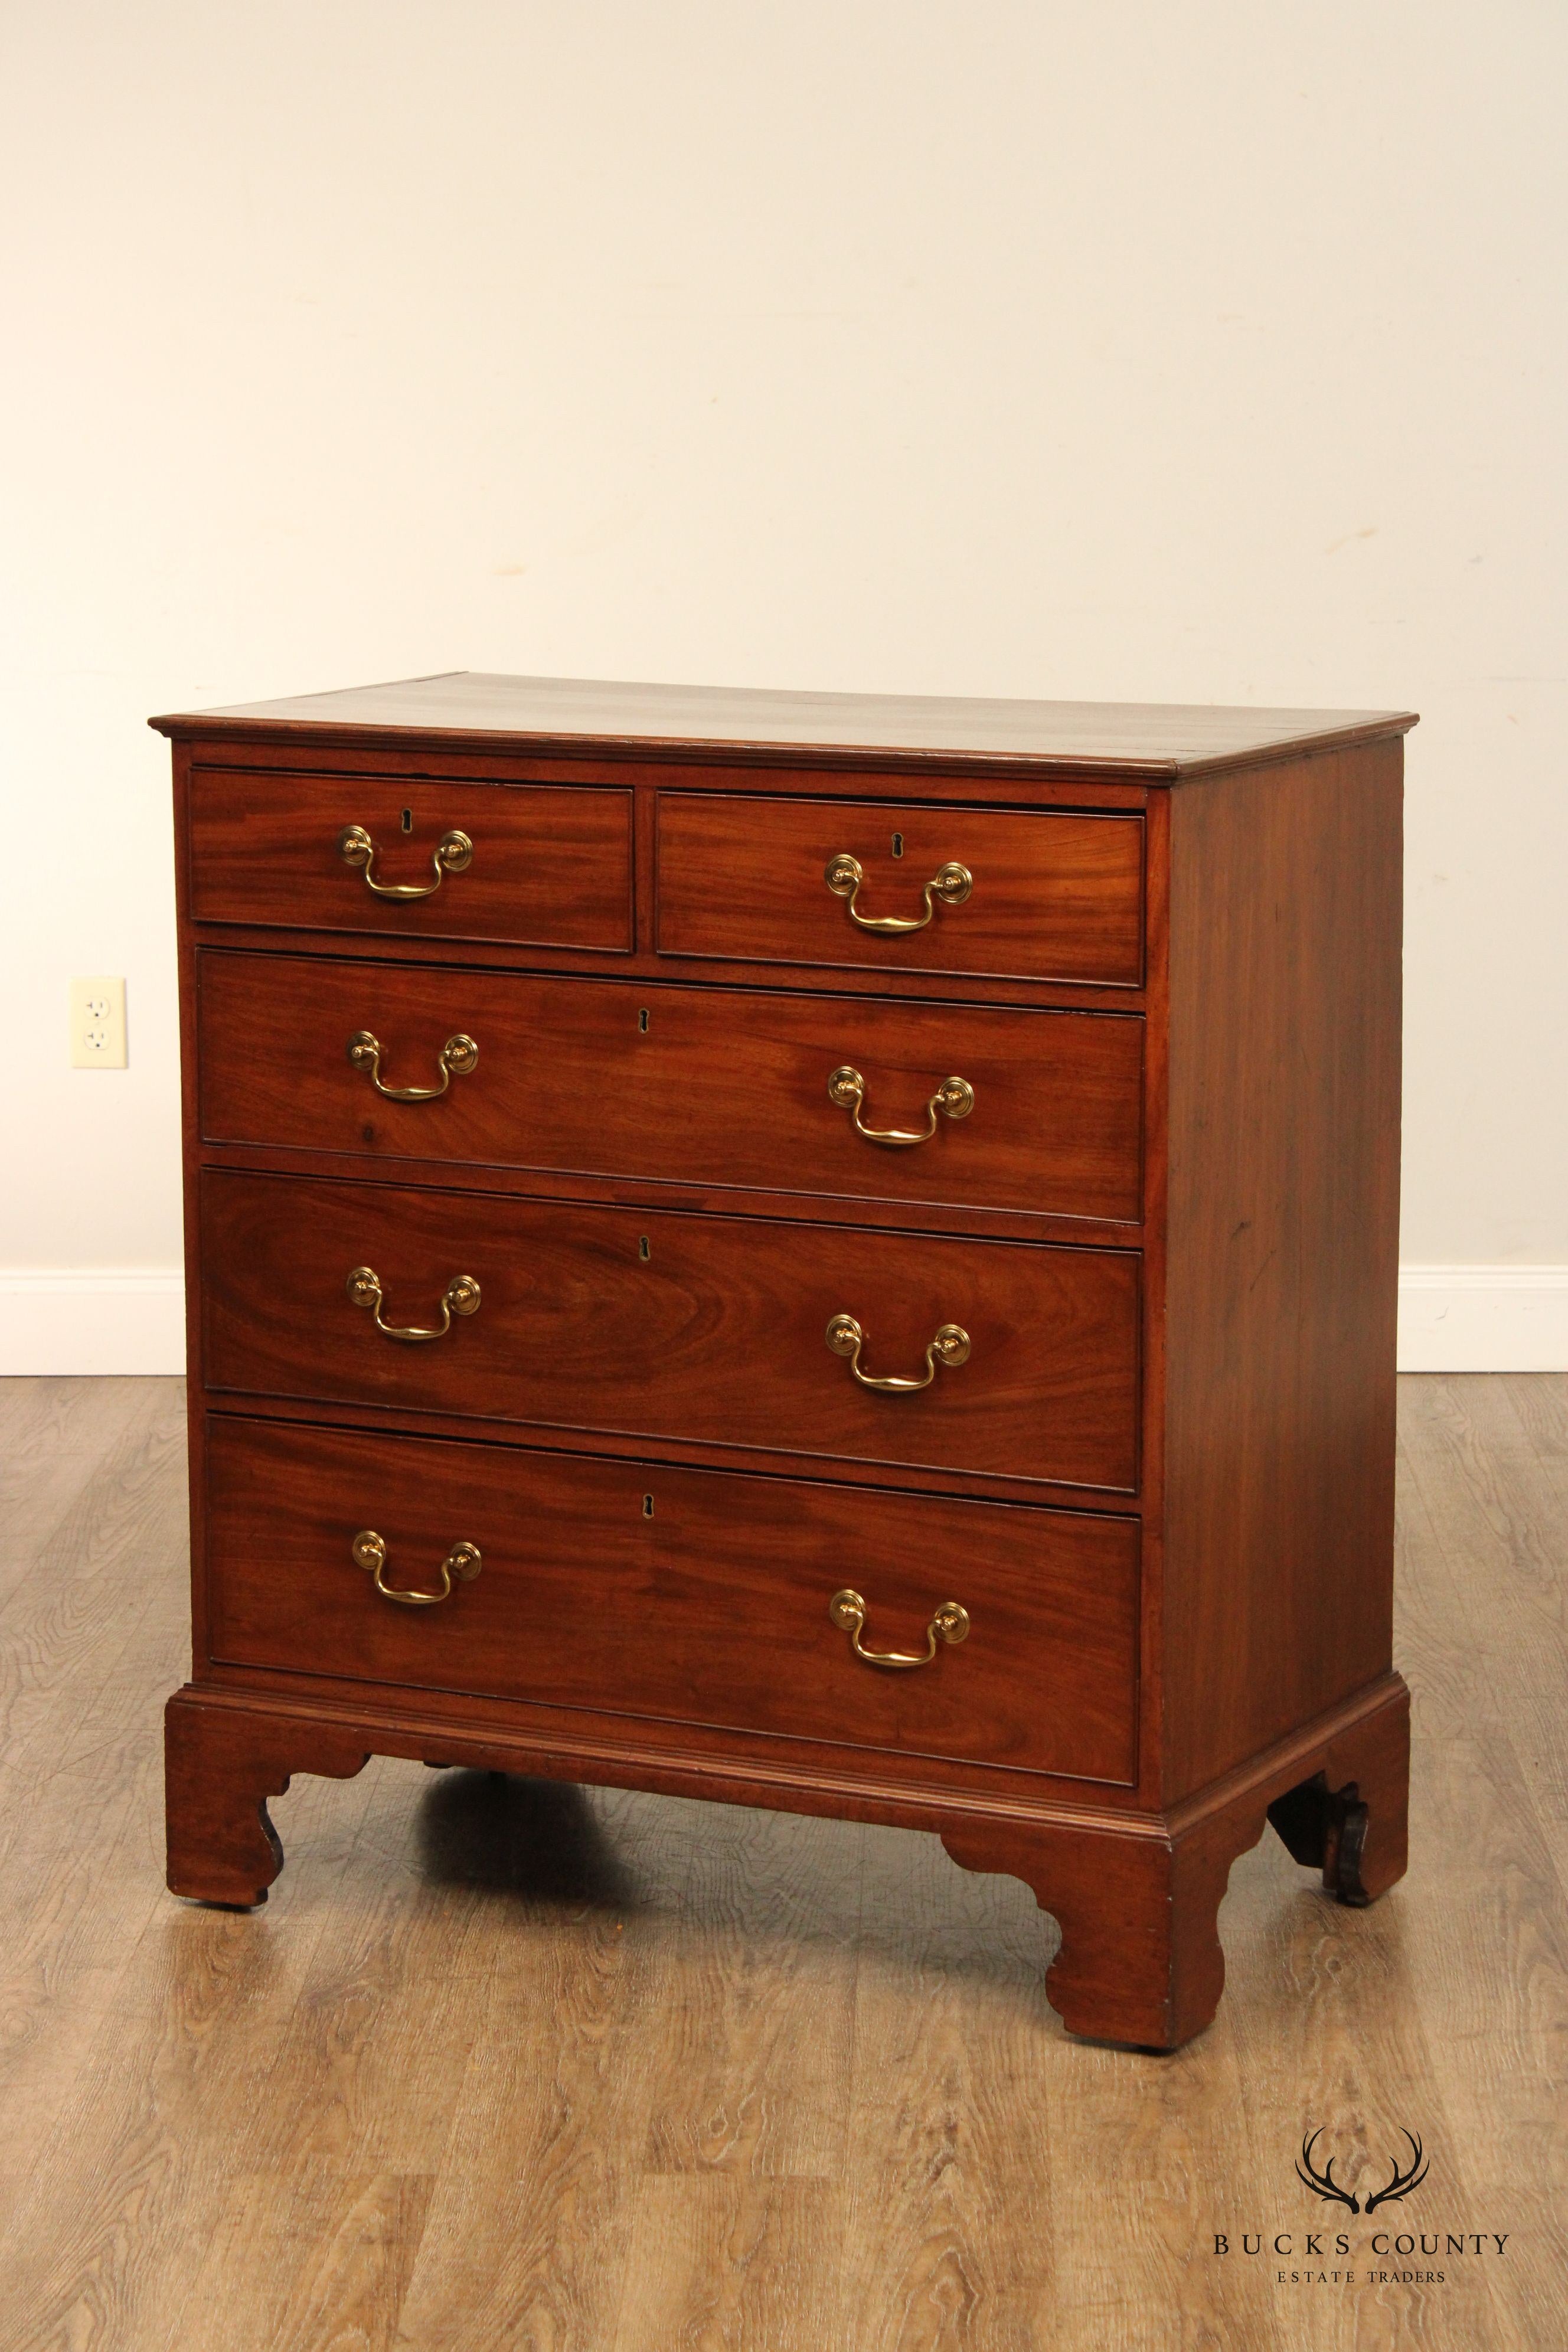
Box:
150;669;1418;778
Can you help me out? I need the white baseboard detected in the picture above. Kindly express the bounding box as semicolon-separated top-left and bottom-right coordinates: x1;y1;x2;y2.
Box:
0;1270;187;1376
1;1266;1564;1379
1396;1266;1568;1373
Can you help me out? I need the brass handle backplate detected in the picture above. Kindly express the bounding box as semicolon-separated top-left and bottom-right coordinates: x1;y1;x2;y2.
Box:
824;853;972;935
353;1528;482;1607
347;1265;482;1342
825;1313;970;1391
828;1066;974;1146
347;1029;479;1102
339;824;473;900
829;1586;970;1669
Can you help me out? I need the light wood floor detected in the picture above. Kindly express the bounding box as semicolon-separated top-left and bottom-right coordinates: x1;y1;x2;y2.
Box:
0;1377;1564;2351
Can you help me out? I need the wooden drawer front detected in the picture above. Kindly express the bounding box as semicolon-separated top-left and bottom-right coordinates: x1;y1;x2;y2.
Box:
205;1417;1140;1784
188;769;632;950
201;1173;1139;1491
197;951;1144;1223
656;793;1144;985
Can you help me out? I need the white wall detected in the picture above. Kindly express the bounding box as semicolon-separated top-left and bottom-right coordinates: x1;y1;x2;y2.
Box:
2;1;1564;1371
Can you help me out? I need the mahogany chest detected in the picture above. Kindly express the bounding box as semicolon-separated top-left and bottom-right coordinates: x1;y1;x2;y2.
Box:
153;673;1415;2049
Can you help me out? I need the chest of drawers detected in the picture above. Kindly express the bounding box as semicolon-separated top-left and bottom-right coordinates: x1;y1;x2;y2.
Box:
154;673;1415;2050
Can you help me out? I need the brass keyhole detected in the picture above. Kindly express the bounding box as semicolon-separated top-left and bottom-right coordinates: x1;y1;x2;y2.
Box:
638;1008;650;1033
639;1236;651;1261
400;807;414;833
642;1493;654;1519
891;832;904;858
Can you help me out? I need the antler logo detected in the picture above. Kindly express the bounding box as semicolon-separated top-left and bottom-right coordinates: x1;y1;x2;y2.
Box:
1364;2132;1430;2213
1296;2129;1360;2211
1296;2128;1429;2214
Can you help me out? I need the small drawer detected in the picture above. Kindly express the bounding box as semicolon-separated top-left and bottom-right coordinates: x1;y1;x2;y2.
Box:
188;769;632;951
197;950;1145;1223
656;792;1144;985
200;1171;1141;1491
205;1417;1140;1785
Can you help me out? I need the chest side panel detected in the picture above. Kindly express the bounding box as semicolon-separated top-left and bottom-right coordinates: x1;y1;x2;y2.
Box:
1159;742;1403;1801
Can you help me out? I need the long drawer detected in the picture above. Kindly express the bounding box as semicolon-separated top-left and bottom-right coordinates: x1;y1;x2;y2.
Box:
656;792;1145;985
200;1171;1141;1490
188;769;633;950
196;950;1144;1222
205;1416;1141;1784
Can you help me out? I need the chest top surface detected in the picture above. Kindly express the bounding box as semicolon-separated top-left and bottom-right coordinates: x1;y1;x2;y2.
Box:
151;670;1416;780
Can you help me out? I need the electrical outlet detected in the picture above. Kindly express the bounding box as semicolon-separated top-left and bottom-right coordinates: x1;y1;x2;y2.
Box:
70;977;128;1068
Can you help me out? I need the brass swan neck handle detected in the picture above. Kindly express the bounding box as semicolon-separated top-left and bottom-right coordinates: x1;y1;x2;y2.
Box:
347;1030;479;1102
353;1529;482;1606
339;824;473;900
829;1587;970;1668
347;1265;481;1342
828;1066;974;1147
825;1313;970;1391
824;853;972;935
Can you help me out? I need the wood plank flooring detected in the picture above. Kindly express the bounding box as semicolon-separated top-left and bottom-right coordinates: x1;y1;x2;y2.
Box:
0;1374;1563;2350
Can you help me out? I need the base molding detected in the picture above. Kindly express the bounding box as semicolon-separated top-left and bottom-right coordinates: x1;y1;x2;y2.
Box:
164;1672;1410;2050
0;1269;185;1376
1397;1263;1568;1371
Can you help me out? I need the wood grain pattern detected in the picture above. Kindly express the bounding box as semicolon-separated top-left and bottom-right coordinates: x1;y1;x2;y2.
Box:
192;2168;437;2352
0;1376;153;1609
169;742;1159;1015
195;948;1146;1224
165;1689;369;1905
164;692;1411;2067
188;767;633;950
198;1170;1142;1491
841;1823;1057;2351
160;1671;1404;2051
1159;742;1404;1799
1;1376;1561;2348
656;792;1145;985
945;1679;1407;2050
202;1415;1141;1785
1400;1376;1568;1860
152;668;1417;782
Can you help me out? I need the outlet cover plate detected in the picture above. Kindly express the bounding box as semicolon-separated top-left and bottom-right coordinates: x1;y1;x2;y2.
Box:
70;977;128;1068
